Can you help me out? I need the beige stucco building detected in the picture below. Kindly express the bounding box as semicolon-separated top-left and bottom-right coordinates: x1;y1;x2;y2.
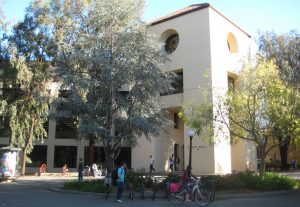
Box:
0;4;258;175
132;3;257;175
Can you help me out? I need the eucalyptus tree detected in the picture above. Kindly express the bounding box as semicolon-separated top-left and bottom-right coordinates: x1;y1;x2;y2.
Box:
6;13;53;175
259;31;300;170
0;0;9;122
31;0;173;173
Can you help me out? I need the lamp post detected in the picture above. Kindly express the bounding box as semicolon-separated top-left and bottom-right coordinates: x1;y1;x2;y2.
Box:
188;130;195;168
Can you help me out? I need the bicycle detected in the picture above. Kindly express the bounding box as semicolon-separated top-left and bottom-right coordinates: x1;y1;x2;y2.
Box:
207;180;216;201
104;173;112;200
169;177;210;206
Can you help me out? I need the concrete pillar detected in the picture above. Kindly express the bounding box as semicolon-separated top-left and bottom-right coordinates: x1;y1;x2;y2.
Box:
46;118;56;172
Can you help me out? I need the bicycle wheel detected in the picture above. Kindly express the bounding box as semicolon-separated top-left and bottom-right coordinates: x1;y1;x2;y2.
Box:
194;189;210;206
169;191;186;205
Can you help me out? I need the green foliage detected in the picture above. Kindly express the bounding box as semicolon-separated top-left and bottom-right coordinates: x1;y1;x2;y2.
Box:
179;89;214;143
259;172;297;191
1;9;52;174
28;0;174;173
166;173;181;183
259;31;300;86
63;172;298;193
213;57;300;175
259;31;300;170
202;171;297;192
63;180;109;193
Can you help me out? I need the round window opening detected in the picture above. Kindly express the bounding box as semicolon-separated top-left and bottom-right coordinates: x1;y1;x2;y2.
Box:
227;32;238;54
165;34;179;54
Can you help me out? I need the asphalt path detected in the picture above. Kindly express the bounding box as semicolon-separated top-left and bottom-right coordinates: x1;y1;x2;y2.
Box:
0;176;300;207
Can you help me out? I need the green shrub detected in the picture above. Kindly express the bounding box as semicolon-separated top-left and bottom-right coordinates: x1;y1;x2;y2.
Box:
63;180;107;193
202;171;297;192
63;172;297;193
258;172;297;191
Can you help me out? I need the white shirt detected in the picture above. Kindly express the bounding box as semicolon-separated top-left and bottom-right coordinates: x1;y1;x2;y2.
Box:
150;157;154;165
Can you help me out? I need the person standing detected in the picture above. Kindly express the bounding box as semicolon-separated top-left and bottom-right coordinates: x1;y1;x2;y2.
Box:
169;154;174;172
291;158;297;170
116;162;126;203
150;155;155;173
176;157;180;171
62;163;68;176
78;158;84;182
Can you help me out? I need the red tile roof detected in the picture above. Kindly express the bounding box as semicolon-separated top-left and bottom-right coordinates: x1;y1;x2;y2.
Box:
149;3;251;37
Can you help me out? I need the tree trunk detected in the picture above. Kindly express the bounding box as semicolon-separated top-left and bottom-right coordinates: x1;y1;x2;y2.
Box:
88;136;95;165
21;149;27;176
21;119;35;176
259;156;266;176
105;150;115;176
258;145;267;176
279;143;289;171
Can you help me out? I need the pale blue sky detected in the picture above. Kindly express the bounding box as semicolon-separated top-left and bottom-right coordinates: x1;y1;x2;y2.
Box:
2;0;300;38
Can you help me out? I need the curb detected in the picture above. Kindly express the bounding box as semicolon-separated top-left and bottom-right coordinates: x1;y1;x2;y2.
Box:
49;187;300;201
216;188;300;200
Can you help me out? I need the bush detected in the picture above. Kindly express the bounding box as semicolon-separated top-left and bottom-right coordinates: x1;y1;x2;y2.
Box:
258;172;297;191
202;171;297;192
63;180;107;193
63;171;298;193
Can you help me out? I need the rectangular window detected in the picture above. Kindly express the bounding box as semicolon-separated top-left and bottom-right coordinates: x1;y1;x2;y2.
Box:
114;147;132;168
43;120;49;138
54;146;77;168
161;70;183;96
58;89;69;98
0;116;10;137
28;145;47;167
174;112;179;129
55;118;78;139
228;76;235;92
84;146;105;166
83;146;132;169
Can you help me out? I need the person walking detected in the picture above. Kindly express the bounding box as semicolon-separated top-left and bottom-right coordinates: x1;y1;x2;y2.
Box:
78;158;84;182
116;162;126;203
150;155;155;173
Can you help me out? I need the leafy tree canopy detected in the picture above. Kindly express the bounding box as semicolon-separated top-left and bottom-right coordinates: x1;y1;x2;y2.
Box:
29;0;174;172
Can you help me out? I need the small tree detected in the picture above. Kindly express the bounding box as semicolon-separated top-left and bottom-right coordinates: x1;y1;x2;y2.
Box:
214;58;300;175
259;31;300;170
31;0;174;174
